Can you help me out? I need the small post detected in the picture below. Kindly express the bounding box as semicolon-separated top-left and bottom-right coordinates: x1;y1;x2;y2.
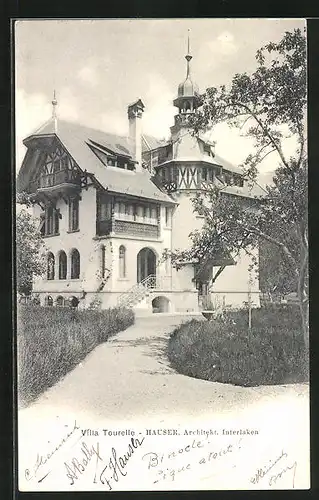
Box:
248;272;253;330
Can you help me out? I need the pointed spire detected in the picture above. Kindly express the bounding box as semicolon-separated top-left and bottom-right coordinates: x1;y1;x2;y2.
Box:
51;90;58;133
185;29;192;78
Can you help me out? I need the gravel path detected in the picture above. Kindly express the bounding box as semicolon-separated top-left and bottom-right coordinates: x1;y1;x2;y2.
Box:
19;314;308;423
18;314;310;491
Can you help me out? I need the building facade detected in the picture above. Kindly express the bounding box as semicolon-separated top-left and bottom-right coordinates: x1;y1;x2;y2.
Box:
17;42;264;314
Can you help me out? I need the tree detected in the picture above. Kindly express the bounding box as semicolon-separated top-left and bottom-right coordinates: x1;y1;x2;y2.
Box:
170;29;308;346
259;239;298;300
16;208;46;296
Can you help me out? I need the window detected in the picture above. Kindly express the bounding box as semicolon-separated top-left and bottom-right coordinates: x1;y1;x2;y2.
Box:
46;295;53;307
100;200;111;220
165;207;172;228
125;203;134;220
59;251;67;280
119;245;126;278
46;206;54;235
47;252;55;280
44;205;59;236
69;198;79;231
208;168;214;182
56;296;64;306
143;206;150;222
202;167;207;181
151;207;157;221
151;152;159;168
71;249;80;279
54;209;60;234
136;205;143;221
101;245;106;278
184;101;191;112
234;175;244;187
224;173;232;185
69;296;79;308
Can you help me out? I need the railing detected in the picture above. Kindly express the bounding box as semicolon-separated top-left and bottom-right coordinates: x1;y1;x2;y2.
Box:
117;274;165;308
38;169;81;189
97;219;159;239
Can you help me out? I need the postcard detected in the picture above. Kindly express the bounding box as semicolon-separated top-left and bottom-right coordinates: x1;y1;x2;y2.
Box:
15;18;309;491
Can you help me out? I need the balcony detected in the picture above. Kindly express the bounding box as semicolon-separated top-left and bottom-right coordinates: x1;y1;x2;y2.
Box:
97;218;159;239
29;169;81;199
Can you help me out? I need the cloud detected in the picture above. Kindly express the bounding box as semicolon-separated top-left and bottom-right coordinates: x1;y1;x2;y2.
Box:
208;31;238;56
208;121;300;179
57;87;79;122
15;88;79;171
142;73;175;139
100;111;127;136
77;65;99;87
15;89;51;171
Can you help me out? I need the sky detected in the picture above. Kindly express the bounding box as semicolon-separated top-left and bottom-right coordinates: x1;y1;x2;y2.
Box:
15;18;306;183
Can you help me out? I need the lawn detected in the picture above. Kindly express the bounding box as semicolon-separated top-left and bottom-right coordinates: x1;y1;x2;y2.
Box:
168;305;309;387
17;305;134;407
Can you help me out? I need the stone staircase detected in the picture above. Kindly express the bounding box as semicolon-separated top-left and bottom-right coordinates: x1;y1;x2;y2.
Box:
117;274;163;308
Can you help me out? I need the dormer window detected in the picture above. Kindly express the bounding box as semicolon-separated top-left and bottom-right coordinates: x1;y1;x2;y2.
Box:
151;152;159;168
224;173;233;185
234;175;244;187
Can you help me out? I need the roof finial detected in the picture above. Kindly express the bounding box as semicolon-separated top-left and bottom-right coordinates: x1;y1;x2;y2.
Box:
185;29;192;78
51;90;58;133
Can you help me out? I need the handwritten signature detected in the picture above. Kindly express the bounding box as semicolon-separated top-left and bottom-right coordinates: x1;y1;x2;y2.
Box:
97;436;145;490
25;419;80;483
269;462;297;488
250;450;297;488
64;441;102;485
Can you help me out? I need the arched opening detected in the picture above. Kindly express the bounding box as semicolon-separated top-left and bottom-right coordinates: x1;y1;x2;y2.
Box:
119;245;126;278
184;101;191;113
137;248;156;284
45;295;53;307
71;249;80;279
56;295;64;306
47;252;55;280
152;296;170;313
69;296;79;308
58;251;67;280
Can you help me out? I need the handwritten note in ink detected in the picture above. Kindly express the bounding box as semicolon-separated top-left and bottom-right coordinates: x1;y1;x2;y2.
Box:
18;402;310;491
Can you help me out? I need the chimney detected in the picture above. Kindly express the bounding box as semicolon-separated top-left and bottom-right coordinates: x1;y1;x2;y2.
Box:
128;99;145;172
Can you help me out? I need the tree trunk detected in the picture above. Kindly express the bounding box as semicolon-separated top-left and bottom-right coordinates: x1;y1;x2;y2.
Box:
298;244;309;349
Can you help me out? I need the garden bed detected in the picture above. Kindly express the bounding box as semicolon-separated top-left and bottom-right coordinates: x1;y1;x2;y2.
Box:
168;305;308;387
17;305;134;407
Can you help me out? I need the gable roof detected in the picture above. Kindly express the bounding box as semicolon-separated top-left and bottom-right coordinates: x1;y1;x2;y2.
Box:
222;182;267;199
21;119;175;204
142;134;169;151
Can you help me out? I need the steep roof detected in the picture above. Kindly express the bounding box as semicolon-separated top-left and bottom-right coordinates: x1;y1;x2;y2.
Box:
21;119;175;204
222;182;267;199
142;134;169;151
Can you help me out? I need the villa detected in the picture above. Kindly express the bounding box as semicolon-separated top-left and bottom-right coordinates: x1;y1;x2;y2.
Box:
17;38;264;314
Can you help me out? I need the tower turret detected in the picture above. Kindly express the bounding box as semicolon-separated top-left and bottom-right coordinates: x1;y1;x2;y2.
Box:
172;30;201;126
52;90;58;133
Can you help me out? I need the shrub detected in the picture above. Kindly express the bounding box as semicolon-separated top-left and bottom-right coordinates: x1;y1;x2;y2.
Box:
17;305;134;407
168;306;308;387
